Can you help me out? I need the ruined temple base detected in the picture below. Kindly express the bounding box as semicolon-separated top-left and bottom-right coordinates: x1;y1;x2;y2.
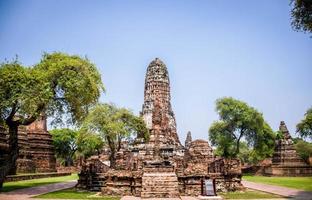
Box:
141;172;179;198
15;158;36;174
264;165;312;176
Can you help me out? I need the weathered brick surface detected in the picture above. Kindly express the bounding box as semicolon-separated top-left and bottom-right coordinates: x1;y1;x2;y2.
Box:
265;121;312;176
141;172;179;198
0;116;56;174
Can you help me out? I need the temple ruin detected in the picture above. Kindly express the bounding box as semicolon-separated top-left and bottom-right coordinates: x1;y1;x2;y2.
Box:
264;121;312;176
78;58;242;198
0;116;56;174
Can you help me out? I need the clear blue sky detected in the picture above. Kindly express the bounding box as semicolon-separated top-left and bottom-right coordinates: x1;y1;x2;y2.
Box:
0;0;311;142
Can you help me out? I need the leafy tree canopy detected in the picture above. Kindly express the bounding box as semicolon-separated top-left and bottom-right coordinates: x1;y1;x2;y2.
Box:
76;130;104;158
296;107;312;139
50;128;104;166
0;52;104;188
293;138;312;163
209;97;275;161
50;128;79;166
82;103;149;168
291;0;312;34
0;52;104;126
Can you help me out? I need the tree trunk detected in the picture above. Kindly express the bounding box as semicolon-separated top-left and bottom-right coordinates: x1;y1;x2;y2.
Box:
106;136;116;169
0;124;19;190
235;138;240;155
109;151;116;169
235;136;242;156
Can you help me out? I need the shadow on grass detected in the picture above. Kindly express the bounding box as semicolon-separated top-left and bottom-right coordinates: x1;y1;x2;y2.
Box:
1;174;77;193
33;187;120;200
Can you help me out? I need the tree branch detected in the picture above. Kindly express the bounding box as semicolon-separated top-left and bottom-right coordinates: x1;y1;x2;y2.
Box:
17;103;45;126
6;102;17;125
235;128;245;155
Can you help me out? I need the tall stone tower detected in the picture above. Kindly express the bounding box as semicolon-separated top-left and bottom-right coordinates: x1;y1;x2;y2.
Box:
142;58;181;148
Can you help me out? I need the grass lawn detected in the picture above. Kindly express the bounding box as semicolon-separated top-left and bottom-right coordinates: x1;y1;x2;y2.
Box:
33;188;120;200
1;173;78;193
243;175;312;191
220;189;282;199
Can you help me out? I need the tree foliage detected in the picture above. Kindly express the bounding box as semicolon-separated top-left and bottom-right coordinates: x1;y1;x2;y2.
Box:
293;138;312;163
82;103;149;168
291;0;312;34
296;107;312;139
50;128;104;166
76;130;104;158
0;52;104;188
209;97;275;162
50;128;79;166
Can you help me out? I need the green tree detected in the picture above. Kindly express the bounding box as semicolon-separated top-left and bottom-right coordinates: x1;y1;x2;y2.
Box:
76;131;104;158
50;128;79;166
209;97;275;160
82;103;149;168
236;141;252;165
0;52;104;188
293;138;312;163
296;107;312;139
51;128;104;166
291;0;312;34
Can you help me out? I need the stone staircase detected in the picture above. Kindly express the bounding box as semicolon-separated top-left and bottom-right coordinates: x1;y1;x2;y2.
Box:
141;172;179;198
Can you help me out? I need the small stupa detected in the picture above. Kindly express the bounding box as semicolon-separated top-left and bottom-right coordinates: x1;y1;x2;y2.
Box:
265;121;312;176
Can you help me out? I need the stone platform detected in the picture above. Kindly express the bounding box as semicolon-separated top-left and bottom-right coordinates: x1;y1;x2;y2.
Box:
265;165;312;176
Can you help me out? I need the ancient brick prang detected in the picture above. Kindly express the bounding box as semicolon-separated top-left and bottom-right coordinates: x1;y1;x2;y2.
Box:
15;126;35;173
27;115;56;173
264;121;312;176
142;58;181;148
78;58;242;198
0;116;56;174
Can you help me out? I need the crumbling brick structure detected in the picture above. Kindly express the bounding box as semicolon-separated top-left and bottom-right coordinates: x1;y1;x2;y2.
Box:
0;116;56;174
78;58;242;197
264;121;312;176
